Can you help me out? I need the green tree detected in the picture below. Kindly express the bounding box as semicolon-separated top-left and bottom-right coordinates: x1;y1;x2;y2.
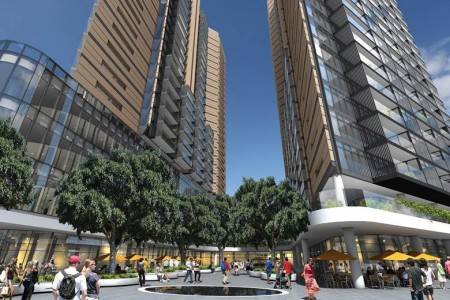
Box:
57;150;175;272
208;194;239;263
158;193;220;265
0;119;33;210
234;177;309;260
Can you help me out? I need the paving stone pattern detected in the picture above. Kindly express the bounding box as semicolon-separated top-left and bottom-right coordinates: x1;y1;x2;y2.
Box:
22;272;449;300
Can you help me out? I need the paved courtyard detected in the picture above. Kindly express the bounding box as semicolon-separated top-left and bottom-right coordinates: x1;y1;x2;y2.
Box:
20;272;449;300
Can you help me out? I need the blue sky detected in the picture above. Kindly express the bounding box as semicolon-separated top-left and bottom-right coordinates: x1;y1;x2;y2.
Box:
0;0;449;195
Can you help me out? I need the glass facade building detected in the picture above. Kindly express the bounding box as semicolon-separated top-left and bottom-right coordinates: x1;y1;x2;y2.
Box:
0;40;143;215
268;0;450;288
0;0;226;269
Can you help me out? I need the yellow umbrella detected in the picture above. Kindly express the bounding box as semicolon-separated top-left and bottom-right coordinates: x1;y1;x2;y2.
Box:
115;255;128;262
414;253;440;261
382;251;414;261
127;254;145;261
315;249;355;261
95;254;110;261
162;256;172;261
95;254;128;262
175;256;181;260
369;250;395;261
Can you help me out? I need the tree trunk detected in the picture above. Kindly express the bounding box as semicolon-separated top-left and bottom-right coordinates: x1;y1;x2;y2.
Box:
218;246;224;265
178;244;186;266
109;242;118;274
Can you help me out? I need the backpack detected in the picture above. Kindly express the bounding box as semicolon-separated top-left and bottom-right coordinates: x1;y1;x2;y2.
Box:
58;270;80;299
220;262;226;273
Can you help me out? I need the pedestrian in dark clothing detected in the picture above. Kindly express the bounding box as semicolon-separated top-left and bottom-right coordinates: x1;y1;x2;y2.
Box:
137;258;146;287
407;259;425;300
21;261;38;300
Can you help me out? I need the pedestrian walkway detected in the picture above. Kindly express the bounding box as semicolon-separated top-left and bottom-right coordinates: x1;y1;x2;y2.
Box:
20;272;449;299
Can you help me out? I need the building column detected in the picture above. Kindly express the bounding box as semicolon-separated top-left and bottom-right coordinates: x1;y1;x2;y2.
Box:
444;240;450;256
343;228;365;288
410;236;423;253
301;239;310;263
333;175;347;206
293;242;303;272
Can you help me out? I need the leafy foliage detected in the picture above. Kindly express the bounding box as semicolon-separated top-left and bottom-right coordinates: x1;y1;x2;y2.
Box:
155;193;221;264
57;150;175;272
0;119;33;210
208;194;239;260
234;177;309;257
396;197;450;224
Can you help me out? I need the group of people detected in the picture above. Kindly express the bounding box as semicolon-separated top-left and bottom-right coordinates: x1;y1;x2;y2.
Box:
0;258;39;300
264;257;294;288
183;257;202;284
51;256;100;300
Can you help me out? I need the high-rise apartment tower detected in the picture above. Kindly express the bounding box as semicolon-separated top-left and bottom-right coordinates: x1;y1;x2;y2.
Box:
268;0;450;288
72;0;226;193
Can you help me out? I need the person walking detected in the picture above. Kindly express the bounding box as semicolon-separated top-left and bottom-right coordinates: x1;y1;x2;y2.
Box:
193;260;201;282
420;260;435;300
21;261;39;300
436;259;446;289
52;255;87;300
407;259;425;300
221;258;230;285
4;259;18;300
85;260;100;300
265;257;273;284
137;258;146;287
283;257;294;288
302;258;319;300
445;256;450;280
183;258;193;283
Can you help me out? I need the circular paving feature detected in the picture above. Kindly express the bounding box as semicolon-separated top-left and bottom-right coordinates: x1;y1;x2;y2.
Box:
142;285;287;296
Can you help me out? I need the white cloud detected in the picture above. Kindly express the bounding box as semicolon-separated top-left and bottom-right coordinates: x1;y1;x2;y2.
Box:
421;37;450;111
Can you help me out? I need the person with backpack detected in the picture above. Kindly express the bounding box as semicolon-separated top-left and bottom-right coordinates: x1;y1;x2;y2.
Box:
52;255;87;300
221;258;231;285
265;257;273;284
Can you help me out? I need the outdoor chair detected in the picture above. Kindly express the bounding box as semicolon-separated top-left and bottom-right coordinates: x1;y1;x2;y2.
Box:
338;275;353;288
368;274;384;289
324;274;337;288
383;275;396;288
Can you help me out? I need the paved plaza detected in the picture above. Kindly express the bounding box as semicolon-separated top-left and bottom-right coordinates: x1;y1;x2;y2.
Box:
18;272;449;300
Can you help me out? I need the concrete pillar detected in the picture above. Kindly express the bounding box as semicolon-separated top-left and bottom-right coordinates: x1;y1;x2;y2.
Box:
343;228;365;288
301;239;310;263
334;175;347;206
410;236;423;253
293;243;303;272
444;240;450;256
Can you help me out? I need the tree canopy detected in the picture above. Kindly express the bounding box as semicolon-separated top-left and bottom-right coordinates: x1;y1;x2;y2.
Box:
234;177;309;259
0;119;33;210
57;149;175;272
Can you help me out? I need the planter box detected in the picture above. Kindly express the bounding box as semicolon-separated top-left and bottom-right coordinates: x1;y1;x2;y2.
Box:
249;271;262;278
12;282;53;296
144;273;158;281
200;269;212;273
166;272;179;279
99;277;139;287
177;270;187;277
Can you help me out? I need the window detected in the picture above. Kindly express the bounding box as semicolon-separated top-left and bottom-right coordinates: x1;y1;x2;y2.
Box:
4;65;34;99
0;96;19;120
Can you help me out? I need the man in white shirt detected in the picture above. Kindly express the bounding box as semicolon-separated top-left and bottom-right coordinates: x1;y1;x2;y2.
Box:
183;258;193;283
52;255;87;300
